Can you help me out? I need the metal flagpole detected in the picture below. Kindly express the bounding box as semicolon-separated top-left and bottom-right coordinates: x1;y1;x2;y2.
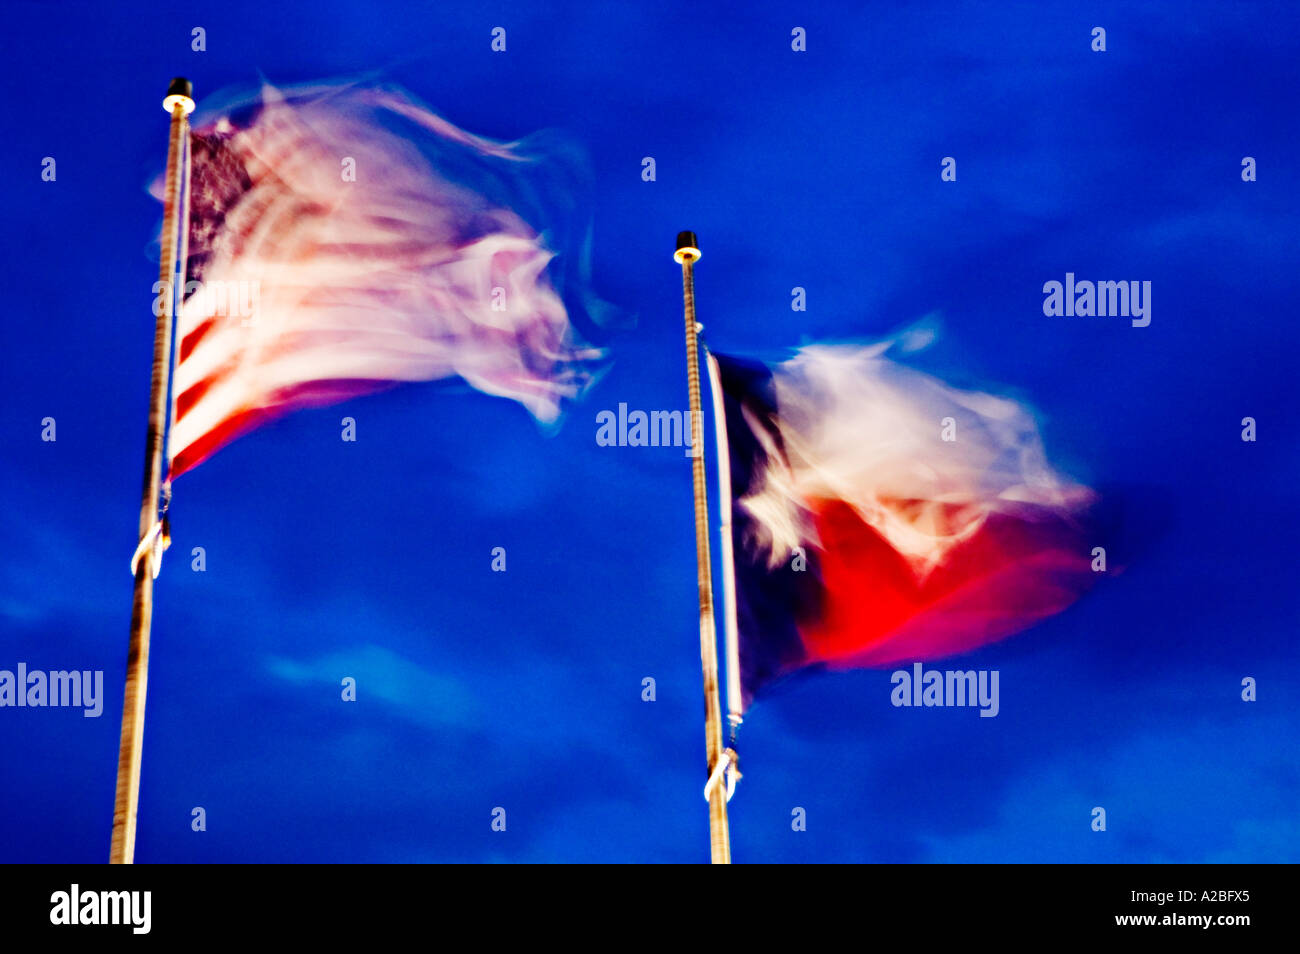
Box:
110;77;194;864
675;231;731;864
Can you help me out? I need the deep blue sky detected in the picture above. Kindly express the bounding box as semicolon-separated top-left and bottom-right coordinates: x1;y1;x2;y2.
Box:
2;1;1297;862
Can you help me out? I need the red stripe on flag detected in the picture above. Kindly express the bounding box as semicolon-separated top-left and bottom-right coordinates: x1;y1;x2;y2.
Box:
168;378;400;478
179;315;220;362
799;498;1094;669
175;373;226;422
169;406;264;479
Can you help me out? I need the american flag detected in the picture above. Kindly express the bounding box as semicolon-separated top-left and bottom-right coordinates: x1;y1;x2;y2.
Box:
166;83;601;478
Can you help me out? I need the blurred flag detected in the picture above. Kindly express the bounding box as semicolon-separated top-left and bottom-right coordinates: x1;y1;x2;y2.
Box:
165;82;604;478
707;340;1098;712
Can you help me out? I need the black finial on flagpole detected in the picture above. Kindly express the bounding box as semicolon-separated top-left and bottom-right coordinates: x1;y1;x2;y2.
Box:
674;230;701;264
163;77;195;115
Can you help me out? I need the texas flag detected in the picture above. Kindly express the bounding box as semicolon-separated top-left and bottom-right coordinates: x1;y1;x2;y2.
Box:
164;82;603;478
707;338;1099;713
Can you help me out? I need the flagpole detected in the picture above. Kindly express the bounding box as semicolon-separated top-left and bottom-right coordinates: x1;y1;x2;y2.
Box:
675;231;731;864
110;77;194;864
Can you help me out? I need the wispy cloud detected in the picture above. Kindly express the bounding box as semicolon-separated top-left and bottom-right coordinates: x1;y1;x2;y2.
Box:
265;644;483;733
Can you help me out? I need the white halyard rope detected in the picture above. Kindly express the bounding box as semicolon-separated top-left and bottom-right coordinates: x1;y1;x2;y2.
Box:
703;747;740;803
129;519;167;580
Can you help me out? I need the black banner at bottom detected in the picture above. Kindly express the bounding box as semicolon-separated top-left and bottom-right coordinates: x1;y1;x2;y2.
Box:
3;863;1278;940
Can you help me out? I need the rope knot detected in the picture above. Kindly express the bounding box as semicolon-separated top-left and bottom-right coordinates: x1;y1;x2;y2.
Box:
703;747;742;803
129;516;171;580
